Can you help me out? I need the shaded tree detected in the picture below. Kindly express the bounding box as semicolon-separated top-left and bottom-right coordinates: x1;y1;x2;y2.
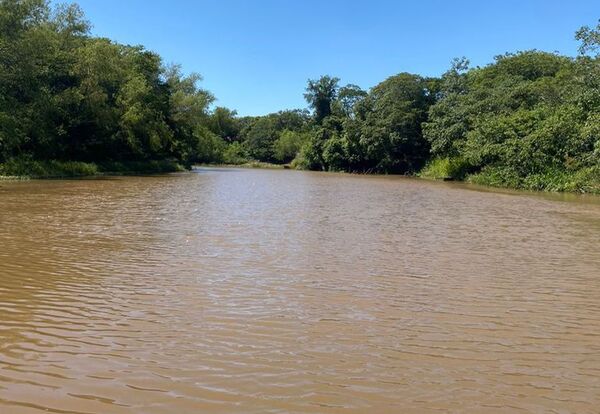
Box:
304;75;339;124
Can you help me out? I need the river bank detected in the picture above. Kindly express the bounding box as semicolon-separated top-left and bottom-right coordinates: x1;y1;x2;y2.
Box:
198;161;289;170
4;157;599;196
419;157;600;194
0;159;185;180
202;160;600;195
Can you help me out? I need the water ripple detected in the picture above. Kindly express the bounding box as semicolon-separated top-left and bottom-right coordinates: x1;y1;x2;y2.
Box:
1;169;600;413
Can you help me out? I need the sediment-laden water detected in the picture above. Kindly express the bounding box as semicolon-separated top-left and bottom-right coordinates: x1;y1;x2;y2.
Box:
1;167;600;413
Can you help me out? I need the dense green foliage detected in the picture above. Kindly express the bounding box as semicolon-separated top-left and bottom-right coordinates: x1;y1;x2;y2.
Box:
422;45;600;192
1;0;599;192
0;0;222;172
0;158;182;178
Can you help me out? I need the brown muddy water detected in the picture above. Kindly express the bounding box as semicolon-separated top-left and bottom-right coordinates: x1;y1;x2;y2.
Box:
1;167;600;413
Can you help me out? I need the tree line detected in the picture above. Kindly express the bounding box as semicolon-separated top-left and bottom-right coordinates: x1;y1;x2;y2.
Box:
0;0;223;175
1;0;599;191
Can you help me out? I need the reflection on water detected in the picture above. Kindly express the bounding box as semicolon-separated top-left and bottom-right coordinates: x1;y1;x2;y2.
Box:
1;168;600;413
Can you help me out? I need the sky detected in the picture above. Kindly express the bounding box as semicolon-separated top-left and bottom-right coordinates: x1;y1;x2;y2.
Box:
68;0;599;116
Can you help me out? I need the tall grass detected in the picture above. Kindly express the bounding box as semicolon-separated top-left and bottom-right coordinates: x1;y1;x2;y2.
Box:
419;157;473;180
419;158;600;194
200;161;286;169
0;159;98;178
468;166;600;194
0;158;184;179
97;160;185;175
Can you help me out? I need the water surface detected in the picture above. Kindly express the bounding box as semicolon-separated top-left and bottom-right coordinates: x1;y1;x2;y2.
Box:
1;168;600;413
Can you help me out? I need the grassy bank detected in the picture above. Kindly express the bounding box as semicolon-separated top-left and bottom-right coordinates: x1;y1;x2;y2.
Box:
5;157;597;196
419;157;600;194
198;161;288;170
419;157;473;181
204;158;600;195
0;159;185;179
467;166;600;194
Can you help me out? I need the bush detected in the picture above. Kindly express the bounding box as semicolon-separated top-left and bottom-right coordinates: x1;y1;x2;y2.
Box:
291;141;321;170
468;165;600;194
419;157;473;180
98;160;185;174
0;158;185;178
0;158;98;178
222;142;249;164
468;166;523;189
194;128;226;163
273;130;309;163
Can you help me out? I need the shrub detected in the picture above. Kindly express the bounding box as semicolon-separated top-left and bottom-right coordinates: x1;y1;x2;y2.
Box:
419;157;473;180
222;142;249;164
0;158;98;178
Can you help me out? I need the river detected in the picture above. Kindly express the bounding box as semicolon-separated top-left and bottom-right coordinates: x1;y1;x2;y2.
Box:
1;167;600;413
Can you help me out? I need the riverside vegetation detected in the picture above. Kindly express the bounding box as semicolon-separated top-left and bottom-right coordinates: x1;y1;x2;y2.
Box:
1;1;600;193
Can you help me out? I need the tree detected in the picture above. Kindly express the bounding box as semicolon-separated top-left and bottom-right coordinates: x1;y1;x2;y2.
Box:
353;73;434;173
304;75;340;124
0;0;225;167
273;130;309;163
238;110;309;162
336;84;367;117
422;49;600;189
164;64;215;163
209;107;240;142
576;20;600;56
243;116;279;161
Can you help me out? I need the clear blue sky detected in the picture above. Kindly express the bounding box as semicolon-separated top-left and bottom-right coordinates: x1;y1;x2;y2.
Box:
69;0;598;116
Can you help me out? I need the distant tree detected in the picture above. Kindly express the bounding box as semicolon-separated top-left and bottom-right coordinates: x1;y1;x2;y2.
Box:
273;109;310;131
576;20;600;56
336;84;367;117
304;75;340;123
238;110;309;162
423;50;600;188
243;116;279;161
209;107;240;142
273;130;309;163
355;73;434;173
164;64;215;162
